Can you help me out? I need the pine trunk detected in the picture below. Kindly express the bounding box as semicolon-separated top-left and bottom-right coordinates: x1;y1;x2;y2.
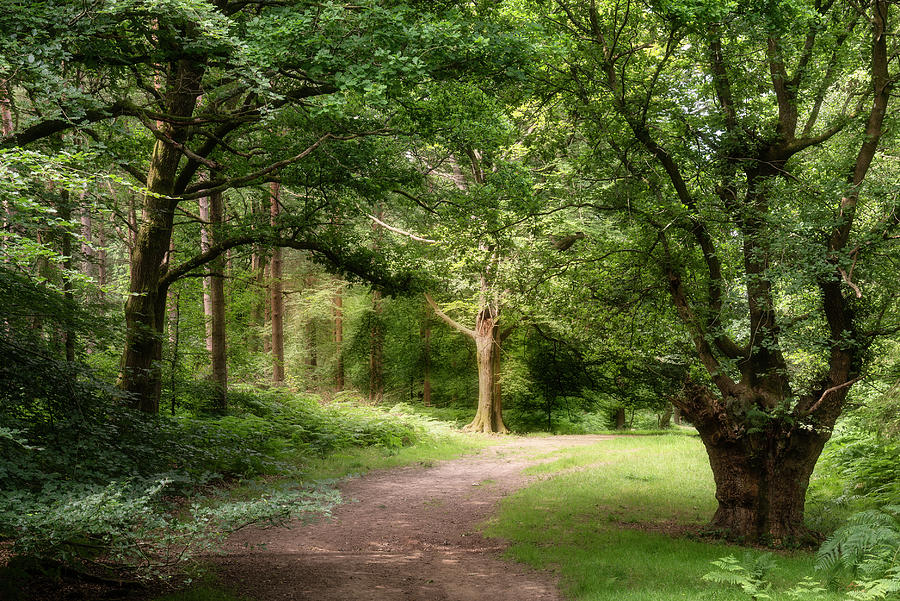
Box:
208;191;227;411
334;286;344;391
369;290;384;403
269;183;284;384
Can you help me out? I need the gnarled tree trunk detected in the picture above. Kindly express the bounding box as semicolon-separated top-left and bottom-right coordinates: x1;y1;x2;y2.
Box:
680;382;838;544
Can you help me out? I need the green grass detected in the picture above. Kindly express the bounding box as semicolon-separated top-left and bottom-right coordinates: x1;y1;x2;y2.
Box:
485;435;843;601
298;428;497;480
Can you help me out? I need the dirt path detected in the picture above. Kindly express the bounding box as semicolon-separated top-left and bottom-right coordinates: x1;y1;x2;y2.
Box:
217;435;614;601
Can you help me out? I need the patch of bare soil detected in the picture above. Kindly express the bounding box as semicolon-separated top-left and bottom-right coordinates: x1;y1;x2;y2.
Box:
215;435;615;601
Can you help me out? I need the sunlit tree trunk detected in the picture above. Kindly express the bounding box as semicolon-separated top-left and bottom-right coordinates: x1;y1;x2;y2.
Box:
425;293;508;434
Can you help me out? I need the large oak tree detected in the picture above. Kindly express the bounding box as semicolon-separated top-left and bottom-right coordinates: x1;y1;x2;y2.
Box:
545;0;899;541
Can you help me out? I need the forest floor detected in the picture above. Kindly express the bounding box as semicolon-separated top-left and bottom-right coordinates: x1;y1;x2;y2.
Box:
213;434;617;601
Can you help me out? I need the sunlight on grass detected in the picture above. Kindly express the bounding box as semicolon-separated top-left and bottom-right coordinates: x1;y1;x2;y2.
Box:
486;435;844;601
300;430;498;481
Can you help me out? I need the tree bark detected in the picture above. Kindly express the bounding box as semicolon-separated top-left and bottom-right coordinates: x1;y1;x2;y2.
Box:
59;190;76;362
422;308;431;406
79;195;95;280
199;195;214;353
334;285;344;391
207;191;227;411
302;273;318;387
269;182;284;384
118;58;202;413
659;404;673;429
465;305;507;433
425;293;507;433
680;382;833;544
248;196;265;352
369;290;384;403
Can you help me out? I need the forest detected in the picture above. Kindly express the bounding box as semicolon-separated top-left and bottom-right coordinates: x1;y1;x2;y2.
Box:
1;0;899;599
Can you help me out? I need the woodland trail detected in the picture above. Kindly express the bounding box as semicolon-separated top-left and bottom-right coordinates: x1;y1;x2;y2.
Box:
217;435;615;601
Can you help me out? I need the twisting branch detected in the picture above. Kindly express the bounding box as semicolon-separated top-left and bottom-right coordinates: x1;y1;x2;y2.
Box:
424;293;475;339
801;376;865;417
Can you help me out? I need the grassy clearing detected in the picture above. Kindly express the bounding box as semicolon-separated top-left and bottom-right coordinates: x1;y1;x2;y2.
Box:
485;435;843;601
297;420;497;481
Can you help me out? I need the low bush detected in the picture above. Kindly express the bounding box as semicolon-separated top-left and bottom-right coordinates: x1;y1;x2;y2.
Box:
0;382;441;583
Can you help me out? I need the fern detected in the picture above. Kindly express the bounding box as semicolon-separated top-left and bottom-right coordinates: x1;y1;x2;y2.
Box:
703;553;776;600
817;506;900;600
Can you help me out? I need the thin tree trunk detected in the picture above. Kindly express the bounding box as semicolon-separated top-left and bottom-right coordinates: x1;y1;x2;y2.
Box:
208;191;227;411
32;229;50;332
97;213;107;300
167;287;181;415
422;308;431;406
368;208;385;403
59;190;75;362
0;87;11;267
269;182;284;384
199;194;213;353
249;247;265;352
249;196;265;352
263;257;272;353
79;192;95;279
334;285;344;391
369;289;384;403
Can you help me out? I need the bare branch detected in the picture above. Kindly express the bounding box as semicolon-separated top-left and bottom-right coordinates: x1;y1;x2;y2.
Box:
424;293;475;339
801;376;864;416
367;213;437;243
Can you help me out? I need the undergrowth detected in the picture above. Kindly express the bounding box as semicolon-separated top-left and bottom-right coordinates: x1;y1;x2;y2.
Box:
0;383;478;588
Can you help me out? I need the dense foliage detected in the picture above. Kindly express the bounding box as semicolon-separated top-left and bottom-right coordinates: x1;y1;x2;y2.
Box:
1;0;899;594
